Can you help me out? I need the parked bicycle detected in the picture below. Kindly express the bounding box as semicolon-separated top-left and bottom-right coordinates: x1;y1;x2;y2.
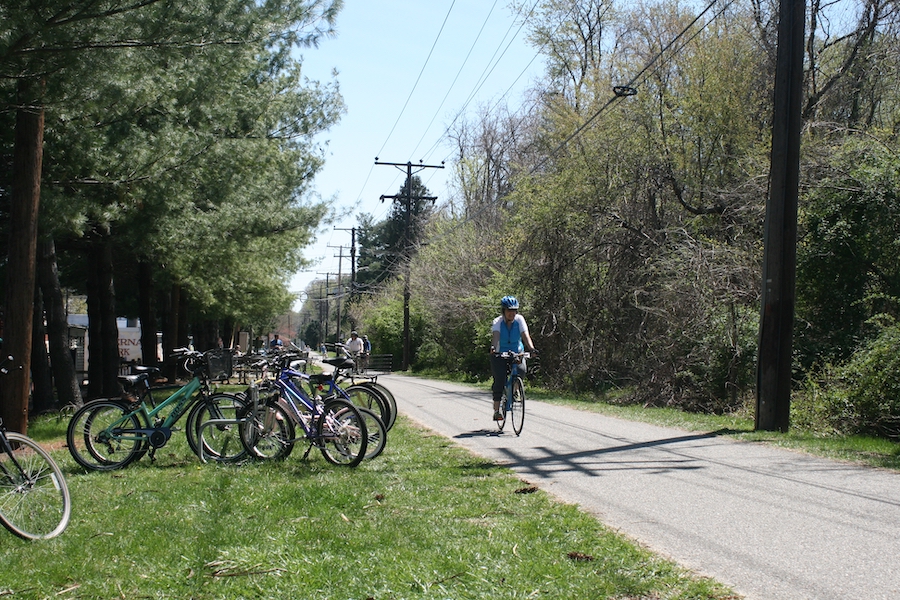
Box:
328;344;397;430
304;354;388;458
66;348;249;470
238;353;370;466
0;357;71;540
495;351;528;435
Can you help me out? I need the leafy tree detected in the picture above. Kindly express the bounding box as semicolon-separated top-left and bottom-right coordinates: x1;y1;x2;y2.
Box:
356;175;436;292
1;0;344;423
796;137;900;367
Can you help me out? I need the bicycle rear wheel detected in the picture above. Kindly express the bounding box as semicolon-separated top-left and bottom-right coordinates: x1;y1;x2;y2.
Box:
187;393;251;463
316;400;367;467
67;400;147;471
345;385;391;432
0;432;71;540
359;382;397;430
240;399;296;460
356;407;387;460
511;377;525;435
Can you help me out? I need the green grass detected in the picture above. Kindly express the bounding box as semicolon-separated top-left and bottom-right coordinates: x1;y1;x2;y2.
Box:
4;415;737;599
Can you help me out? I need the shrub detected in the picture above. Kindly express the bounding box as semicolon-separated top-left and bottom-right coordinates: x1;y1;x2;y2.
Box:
800;319;900;438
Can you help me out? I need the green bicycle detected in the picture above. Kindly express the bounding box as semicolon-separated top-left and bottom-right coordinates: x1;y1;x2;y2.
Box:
67;349;248;470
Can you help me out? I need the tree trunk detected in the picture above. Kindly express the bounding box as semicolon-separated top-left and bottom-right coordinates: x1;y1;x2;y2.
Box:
161;283;180;382
86;238;122;398
0;79;44;434
30;288;55;414
38;238;83;407
86;246;103;399
98;241;121;396
137;260;158;368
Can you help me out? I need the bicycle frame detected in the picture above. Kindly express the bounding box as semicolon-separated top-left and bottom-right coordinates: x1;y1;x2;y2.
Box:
109;376;204;448
272;366;322;439
497;351;528;435
270;364;361;445
0;429;25;480
500;352;528;404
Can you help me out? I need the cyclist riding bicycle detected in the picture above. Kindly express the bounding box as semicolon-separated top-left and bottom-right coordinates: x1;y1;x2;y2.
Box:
490;295;536;421
345;331;364;371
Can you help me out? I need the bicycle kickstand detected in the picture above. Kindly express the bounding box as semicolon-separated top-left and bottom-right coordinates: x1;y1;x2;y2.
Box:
301;443;314;461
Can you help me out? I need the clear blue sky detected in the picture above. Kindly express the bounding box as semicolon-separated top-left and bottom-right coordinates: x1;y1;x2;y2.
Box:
289;0;546;308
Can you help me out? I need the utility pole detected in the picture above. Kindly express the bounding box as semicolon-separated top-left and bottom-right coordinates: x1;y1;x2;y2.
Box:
317;273;330;345
328;245;347;343
756;0;805;432
335;227;357;294
375;159;443;370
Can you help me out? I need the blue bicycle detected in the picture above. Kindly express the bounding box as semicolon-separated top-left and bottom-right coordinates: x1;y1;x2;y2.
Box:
496;351;529;435
239;354;369;467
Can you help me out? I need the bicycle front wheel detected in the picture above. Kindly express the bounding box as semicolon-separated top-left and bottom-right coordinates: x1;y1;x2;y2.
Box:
316;400;367;467
511;377;525;435
67;400;146;471
0;432;71;540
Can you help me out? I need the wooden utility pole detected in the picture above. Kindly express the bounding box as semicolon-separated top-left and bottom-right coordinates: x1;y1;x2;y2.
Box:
328;245;347;342
335;227;358;294
375;160;443;370
756;0;805;432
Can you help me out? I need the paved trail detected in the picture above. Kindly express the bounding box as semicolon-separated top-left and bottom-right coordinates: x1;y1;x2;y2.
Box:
379;374;900;600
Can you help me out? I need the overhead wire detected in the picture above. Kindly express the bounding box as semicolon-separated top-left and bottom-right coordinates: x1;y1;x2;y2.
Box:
374;0;457;161
408;0;503;161
340;0;458;223
416;0;542;167
375;0;541;222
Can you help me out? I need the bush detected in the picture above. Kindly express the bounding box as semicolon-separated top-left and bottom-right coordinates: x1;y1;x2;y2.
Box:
799;320;900;438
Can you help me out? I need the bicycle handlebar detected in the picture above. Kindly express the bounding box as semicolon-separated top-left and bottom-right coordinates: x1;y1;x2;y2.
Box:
497;351;531;360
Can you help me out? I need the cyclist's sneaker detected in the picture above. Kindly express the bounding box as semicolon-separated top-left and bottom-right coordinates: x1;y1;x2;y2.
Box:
493;411;504;421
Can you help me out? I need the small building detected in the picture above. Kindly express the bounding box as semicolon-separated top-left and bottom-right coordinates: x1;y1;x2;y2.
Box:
66;315;161;376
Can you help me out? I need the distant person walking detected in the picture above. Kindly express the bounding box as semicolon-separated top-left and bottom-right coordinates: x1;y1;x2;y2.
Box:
360;335;372;372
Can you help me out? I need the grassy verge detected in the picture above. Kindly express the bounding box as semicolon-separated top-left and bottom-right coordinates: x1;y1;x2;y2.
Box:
6;415;737;599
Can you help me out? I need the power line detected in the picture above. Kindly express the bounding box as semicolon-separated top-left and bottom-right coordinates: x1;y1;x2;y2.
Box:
416;0;543;165
374;0;457;160
530;0;734;174
408;0;503;160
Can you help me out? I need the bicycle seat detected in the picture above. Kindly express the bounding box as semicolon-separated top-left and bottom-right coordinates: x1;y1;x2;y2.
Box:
323;357;354;370
117;372;151;387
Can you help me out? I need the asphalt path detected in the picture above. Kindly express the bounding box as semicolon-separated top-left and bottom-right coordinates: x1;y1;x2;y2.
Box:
378;373;900;600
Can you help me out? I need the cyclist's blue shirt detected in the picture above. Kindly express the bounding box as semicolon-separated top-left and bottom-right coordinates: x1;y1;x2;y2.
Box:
492;314;529;353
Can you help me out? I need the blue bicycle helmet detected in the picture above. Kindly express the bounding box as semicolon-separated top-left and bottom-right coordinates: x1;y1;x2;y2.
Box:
500;295;519;310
